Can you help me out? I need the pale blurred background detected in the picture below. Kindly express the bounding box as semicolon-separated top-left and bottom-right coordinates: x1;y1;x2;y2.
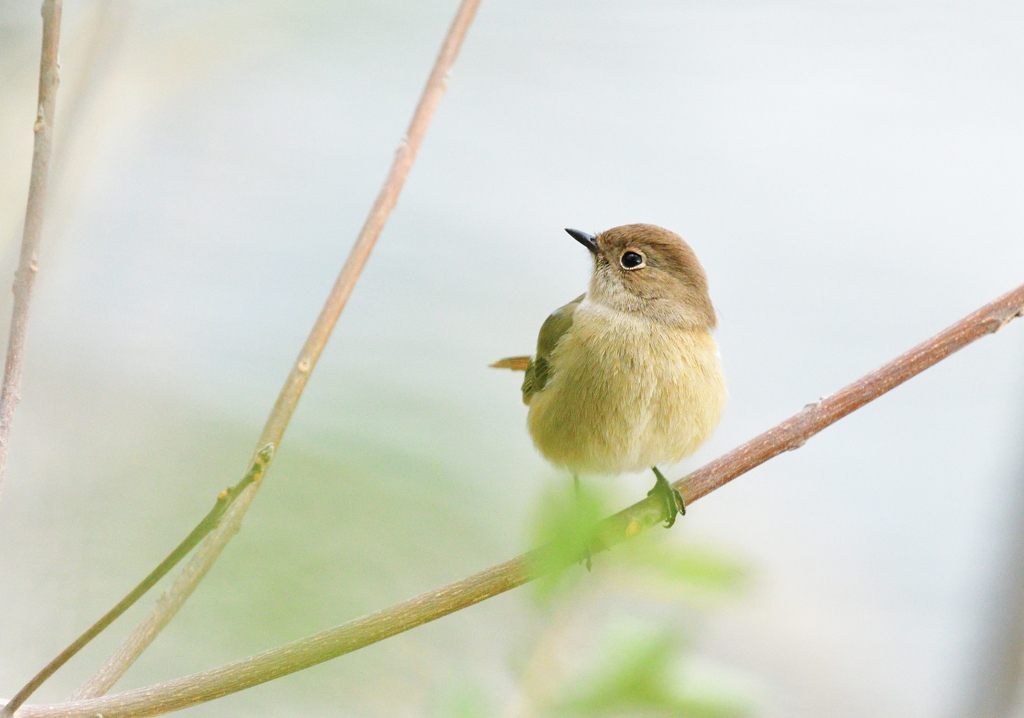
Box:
1;1;1024;716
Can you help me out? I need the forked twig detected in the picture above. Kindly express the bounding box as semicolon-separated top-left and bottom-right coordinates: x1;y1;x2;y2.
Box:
14;282;1024;718
0;0;63;507
0;447;274;717
63;0;484;700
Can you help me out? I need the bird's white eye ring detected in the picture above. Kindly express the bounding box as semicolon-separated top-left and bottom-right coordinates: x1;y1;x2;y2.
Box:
620;249;646;270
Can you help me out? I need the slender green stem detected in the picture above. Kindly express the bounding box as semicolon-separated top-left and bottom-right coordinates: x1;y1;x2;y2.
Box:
0;445;274;718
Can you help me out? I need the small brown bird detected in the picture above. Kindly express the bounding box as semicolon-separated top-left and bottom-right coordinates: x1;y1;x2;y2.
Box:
492;224;726;528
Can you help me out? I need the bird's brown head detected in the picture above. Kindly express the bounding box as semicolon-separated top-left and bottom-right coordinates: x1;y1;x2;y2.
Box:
565;224;717;329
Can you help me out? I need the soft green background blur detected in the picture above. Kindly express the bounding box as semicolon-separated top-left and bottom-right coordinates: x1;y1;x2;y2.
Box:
2;1;1024;716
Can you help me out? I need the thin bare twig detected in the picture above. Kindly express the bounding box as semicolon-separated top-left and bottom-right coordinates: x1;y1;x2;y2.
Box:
67;0;483;699
0;446;274;718
15;282;1024;718
0;0;63;507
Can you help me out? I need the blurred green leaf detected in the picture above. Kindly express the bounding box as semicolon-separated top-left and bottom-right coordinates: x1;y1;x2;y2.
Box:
614;534;749;600
556;618;678;713
551;618;749;718
526;479;615;604
432;681;494;718
515;480;754;716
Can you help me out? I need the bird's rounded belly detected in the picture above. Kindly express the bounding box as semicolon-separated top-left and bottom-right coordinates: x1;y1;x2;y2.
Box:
526;322;725;476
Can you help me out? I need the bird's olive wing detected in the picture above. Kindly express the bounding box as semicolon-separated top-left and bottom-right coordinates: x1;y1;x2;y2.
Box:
522;293;585;404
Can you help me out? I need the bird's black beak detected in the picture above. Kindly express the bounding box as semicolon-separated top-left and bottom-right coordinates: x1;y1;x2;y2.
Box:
565;228;599;255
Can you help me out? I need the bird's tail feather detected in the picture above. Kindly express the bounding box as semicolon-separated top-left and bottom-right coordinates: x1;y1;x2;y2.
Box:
490;356;531;371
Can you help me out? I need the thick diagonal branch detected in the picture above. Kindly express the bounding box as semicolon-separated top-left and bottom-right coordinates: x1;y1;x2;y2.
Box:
0;0;63;507
15;282;1024;718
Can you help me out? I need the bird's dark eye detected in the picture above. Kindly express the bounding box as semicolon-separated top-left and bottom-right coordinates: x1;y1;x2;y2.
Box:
620;250;646;270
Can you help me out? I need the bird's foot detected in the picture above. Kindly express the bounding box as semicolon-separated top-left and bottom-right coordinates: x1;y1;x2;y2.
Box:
648;467;685;528
578;535;608;571
573;475;606;571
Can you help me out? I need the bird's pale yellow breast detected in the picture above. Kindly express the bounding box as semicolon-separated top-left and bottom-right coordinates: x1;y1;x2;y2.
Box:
526;299;725;475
